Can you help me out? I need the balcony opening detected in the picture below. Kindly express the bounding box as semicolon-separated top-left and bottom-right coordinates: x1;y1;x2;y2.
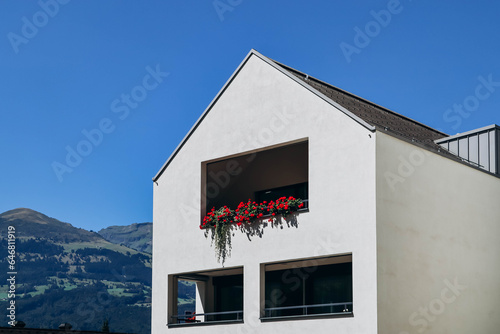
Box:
168;267;243;326
202;139;308;219
261;254;352;321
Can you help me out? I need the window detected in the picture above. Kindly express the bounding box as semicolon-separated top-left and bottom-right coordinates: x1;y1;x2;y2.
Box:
213;275;243;321
262;255;352;320
255;182;308;206
201;139;309;219
168;267;243;326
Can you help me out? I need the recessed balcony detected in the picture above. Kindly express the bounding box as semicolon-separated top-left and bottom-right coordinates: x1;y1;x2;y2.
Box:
168;267;244;327
201;139;309;221
261;255;353;321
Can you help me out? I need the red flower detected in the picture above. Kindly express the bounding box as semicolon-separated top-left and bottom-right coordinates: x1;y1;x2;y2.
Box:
202;196;303;229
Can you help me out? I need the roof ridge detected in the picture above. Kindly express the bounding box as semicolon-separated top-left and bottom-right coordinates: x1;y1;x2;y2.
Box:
153;49;452;182
270;59;449;138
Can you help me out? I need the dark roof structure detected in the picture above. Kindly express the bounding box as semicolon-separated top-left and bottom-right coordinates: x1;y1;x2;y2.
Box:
272;61;449;151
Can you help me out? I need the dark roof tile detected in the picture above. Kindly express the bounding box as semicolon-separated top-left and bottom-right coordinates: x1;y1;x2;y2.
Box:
273;61;450;152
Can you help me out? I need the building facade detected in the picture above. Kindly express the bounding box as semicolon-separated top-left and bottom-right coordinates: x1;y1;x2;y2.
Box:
152;50;500;333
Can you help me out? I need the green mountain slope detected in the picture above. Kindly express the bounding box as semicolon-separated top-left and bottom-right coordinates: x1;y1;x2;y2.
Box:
0;208;152;333
98;223;152;254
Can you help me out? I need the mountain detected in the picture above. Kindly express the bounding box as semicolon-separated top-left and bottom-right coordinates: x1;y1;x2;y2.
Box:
0;208;152;334
0;208;141;255
98;223;152;254
0;208;103;243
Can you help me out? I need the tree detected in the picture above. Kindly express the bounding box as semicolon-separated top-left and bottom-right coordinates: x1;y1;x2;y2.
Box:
101;318;109;333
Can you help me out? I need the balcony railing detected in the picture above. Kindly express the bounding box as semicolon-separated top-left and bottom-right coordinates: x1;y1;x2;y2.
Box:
263;302;353;319
170;310;244;326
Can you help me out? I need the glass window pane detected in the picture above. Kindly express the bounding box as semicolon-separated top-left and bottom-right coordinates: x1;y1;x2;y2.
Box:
265;270;303;317
213;274;243;321
307;263;352;314
265;261;353;317
177;280;196;322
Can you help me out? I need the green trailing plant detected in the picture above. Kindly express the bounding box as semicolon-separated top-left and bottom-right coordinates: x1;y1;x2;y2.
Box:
211;207;233;264
201;197;304;264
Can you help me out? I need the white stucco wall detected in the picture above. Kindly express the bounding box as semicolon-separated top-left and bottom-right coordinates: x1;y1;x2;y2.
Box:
152;53;378;333
376;132;500;334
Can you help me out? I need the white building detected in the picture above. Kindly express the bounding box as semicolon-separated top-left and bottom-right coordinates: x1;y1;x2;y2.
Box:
152;50;500;334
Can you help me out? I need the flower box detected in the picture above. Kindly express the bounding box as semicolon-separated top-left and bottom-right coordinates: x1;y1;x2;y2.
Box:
201;197;304;264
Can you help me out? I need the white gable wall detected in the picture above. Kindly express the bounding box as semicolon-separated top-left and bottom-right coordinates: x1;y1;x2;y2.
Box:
153;54;378;333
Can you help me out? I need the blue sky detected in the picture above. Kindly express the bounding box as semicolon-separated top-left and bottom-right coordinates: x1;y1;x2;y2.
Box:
1;0;499;231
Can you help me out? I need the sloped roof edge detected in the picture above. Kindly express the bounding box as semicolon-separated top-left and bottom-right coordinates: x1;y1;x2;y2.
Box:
273;60;449;138
251;50;377;132
153;49;377;182
153;49;256;182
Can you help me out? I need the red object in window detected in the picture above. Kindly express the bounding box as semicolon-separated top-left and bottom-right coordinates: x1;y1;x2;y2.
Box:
186;312;196;323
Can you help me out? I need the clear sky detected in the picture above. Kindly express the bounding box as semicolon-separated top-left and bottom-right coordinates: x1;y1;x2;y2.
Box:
1;0;499;231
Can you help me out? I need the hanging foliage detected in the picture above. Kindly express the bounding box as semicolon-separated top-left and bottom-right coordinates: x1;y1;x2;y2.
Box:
201;197;304;264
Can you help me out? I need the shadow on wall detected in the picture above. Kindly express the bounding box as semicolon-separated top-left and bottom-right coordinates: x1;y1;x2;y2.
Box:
239;213;300;241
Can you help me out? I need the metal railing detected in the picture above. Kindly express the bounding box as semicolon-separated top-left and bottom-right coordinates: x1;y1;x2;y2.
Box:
264;302;353;319
170;310;243;325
